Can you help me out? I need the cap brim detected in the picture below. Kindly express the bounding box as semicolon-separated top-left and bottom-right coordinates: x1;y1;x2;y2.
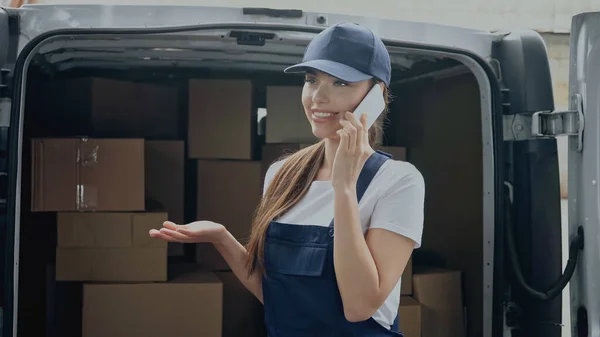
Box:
284;59;373;83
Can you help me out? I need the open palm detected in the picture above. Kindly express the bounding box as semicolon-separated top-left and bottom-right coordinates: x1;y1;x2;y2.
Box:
149;220;226;243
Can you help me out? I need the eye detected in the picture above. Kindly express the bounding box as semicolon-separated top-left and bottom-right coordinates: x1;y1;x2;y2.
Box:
304;76;317;84
334;80;348;87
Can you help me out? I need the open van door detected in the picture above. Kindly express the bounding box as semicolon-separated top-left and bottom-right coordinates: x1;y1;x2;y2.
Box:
497;10;600;337
566;11;600;337
0;7;20;337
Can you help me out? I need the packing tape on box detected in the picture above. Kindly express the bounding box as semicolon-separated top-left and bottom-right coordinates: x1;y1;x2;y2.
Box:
76;138;99;211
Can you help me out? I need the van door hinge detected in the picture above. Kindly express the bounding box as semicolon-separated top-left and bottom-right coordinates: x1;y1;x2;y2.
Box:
531;93;584;151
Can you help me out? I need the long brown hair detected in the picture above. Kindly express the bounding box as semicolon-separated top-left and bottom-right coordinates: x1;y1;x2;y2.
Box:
245;81;391;276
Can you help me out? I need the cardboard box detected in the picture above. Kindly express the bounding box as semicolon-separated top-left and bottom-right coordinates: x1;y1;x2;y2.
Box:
398;296;422;337
31;138;145;212
56;212;167;281
57;212;167;248
216;271;266;337
197;160;261;240
56;247;166;282
188;79;255;159
195;160;262;269
266;86;318;143
413;268;465;337
402;256;413;295
82;272;223;337
90;79;180;139
145;141;185;256
39;77;179;139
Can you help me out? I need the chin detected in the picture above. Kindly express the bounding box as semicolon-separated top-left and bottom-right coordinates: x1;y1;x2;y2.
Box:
311;126;340;140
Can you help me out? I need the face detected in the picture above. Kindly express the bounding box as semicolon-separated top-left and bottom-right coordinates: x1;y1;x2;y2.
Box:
302;70;374;140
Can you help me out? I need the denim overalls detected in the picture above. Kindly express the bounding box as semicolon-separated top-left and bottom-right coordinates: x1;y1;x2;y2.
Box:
262;150;404;337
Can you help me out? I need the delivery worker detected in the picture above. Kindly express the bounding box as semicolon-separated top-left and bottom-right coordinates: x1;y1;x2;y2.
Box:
150;23;425;336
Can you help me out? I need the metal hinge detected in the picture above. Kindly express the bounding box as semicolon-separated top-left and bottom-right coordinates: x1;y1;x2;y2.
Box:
531;93;584;151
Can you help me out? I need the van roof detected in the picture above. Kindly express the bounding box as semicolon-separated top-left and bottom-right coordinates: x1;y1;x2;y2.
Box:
16;4;498;61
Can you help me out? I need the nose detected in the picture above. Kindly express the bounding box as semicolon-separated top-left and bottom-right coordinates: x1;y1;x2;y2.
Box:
312;84;329;104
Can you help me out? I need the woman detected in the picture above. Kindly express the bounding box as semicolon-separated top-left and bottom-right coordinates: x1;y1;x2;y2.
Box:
150;23;425;336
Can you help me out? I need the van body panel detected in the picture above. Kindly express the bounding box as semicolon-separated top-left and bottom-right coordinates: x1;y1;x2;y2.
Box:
15;4;498;59
568;11;600;337
493;29;564;337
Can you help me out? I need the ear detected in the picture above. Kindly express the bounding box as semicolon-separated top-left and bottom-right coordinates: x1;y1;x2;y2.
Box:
378;82;385;92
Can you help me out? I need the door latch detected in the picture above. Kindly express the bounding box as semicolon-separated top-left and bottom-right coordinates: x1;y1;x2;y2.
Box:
531;93;584;152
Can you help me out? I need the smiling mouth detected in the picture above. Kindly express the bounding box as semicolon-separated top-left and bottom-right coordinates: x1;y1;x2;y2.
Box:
312;111;338;119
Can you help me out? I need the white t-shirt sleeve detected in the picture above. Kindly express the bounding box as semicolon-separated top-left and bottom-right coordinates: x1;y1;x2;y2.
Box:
263;160;286;196
369;162;425;248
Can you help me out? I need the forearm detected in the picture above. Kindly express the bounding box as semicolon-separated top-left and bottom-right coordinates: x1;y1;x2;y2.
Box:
333;187;381;321
213;230;264;303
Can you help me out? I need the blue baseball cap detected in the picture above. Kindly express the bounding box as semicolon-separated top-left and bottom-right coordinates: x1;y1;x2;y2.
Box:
284;23;392;87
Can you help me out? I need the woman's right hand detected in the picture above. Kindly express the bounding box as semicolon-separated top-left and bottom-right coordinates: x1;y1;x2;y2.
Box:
149;220;228;244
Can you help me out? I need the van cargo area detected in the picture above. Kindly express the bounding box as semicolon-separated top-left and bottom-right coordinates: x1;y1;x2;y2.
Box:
17;30;488;337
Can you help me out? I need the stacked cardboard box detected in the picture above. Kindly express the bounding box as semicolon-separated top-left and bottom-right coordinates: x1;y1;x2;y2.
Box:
82;271;223;337
55;212;168;281
412;268;466;337
32;76;444;337
31;78;208;337
188;79;266;337
397;267;466;337
31;138;146;212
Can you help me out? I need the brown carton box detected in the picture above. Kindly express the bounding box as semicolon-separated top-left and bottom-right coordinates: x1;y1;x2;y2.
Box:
216;271;266;337
56;247;166;282
197;160;261;240
56;212;167;281
402;256;413;295
188;79;255;159
398;296;422;337
413;268;465;337
31;138;145;212
39;77;179;139
57;212;167;248
195;161;262;269
145;141;185;256
266;86;318;144
82;272;223;337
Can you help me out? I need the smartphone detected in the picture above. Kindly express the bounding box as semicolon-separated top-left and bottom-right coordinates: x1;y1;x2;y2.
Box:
352;84;386;129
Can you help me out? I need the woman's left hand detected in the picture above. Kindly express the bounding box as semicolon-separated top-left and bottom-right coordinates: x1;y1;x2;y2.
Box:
332;112;374;192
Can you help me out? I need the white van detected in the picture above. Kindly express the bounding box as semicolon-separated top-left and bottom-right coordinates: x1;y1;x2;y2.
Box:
0;5;594;337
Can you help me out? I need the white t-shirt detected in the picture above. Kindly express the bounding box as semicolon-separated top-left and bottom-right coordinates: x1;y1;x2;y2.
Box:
262;156;425;329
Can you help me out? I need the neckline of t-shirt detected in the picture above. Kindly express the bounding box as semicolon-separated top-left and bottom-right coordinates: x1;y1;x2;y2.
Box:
310;180;332;188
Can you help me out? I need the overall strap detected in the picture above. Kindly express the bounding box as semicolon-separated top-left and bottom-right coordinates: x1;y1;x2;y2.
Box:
328;150;391;230
356;150;391;202
391;314;399;332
